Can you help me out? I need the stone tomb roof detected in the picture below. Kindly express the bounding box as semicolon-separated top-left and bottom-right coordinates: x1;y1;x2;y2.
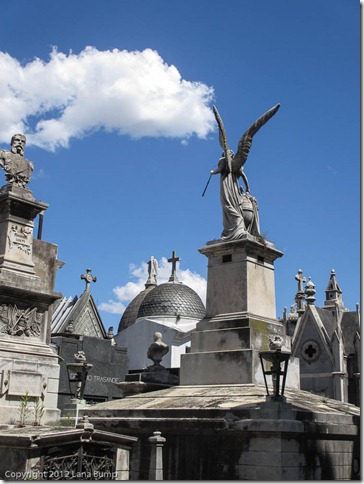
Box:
84;383;359;417
52;290;106;338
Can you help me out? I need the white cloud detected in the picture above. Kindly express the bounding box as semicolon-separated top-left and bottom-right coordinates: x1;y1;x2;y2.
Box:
98;300;126;315
0;47;215;151
98;257;207;316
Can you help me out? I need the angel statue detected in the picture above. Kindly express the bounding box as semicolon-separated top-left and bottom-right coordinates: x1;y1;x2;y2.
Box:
208;104;280;241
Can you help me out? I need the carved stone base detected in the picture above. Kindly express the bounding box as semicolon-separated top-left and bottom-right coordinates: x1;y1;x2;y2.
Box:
0;340;61;425
0;184;48;278
117;368;179;396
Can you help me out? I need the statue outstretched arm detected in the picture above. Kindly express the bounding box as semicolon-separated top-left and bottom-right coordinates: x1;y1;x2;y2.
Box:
232;103;280;172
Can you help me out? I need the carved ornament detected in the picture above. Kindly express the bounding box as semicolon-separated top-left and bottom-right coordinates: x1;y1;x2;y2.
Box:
0;304;42;337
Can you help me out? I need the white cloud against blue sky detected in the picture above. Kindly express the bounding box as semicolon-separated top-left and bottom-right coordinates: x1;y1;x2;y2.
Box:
0;47;215;150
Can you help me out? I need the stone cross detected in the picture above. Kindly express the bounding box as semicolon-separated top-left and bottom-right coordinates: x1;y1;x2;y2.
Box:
168;251;181;283
294;269;306;314
294;269;306;293
81;268;97;292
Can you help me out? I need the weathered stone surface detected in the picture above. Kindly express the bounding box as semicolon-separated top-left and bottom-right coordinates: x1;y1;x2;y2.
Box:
0;182;62;425
199;236;283;320
82;384;359;480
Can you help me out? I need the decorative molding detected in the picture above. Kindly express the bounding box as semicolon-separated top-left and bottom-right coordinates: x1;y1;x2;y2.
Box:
301;340;320;362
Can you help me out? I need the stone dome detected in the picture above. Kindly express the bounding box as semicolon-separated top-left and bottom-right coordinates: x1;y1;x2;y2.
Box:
117;285;156;333
137;282;205;320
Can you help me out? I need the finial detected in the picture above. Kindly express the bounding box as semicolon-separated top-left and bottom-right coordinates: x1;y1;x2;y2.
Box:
305;276;316;305
65;320;75;333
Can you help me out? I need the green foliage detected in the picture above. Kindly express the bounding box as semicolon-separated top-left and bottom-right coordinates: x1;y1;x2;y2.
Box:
33;396;45;426
18;391;31;427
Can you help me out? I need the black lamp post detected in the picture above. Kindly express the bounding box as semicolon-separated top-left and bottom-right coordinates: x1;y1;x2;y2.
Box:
259;346;291;402
66;351;93;401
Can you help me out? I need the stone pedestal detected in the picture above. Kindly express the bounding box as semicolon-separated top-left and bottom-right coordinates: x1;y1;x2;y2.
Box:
0;184;62;425
201;235;283;319
180;235;300;387
117;367;179;396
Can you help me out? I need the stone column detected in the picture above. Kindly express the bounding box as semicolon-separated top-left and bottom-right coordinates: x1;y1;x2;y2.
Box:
0;184;62;425
114;448;130;480
148;430;166;480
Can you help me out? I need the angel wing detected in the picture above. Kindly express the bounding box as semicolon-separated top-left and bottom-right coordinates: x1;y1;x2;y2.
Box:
213;105;232;172
213;106;228;149
232;103;280;171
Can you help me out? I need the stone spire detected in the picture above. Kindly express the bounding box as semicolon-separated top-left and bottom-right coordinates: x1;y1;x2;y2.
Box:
324;269;344;309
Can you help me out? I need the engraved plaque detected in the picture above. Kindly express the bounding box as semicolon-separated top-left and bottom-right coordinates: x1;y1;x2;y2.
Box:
8;370;42;396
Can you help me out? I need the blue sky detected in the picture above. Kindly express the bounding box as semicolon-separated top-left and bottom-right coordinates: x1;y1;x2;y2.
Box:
0;0;359;330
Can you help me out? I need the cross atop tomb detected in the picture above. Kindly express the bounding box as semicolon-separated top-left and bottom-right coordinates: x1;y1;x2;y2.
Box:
294;269;306;293
81;268;97;292
294;268;306;314
168;250;181;283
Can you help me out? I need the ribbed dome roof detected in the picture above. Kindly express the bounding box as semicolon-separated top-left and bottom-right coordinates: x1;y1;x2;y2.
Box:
137;282;205;320
117;285;156;333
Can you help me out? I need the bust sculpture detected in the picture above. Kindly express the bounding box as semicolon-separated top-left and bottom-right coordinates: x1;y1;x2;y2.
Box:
0;134;34;188
147;332;169;370
210;104;280;241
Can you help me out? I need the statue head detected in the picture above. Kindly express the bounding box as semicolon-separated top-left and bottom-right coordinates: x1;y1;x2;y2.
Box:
10;134;26;156
214;150;235;174
154;332;163;342
74;350;87;362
